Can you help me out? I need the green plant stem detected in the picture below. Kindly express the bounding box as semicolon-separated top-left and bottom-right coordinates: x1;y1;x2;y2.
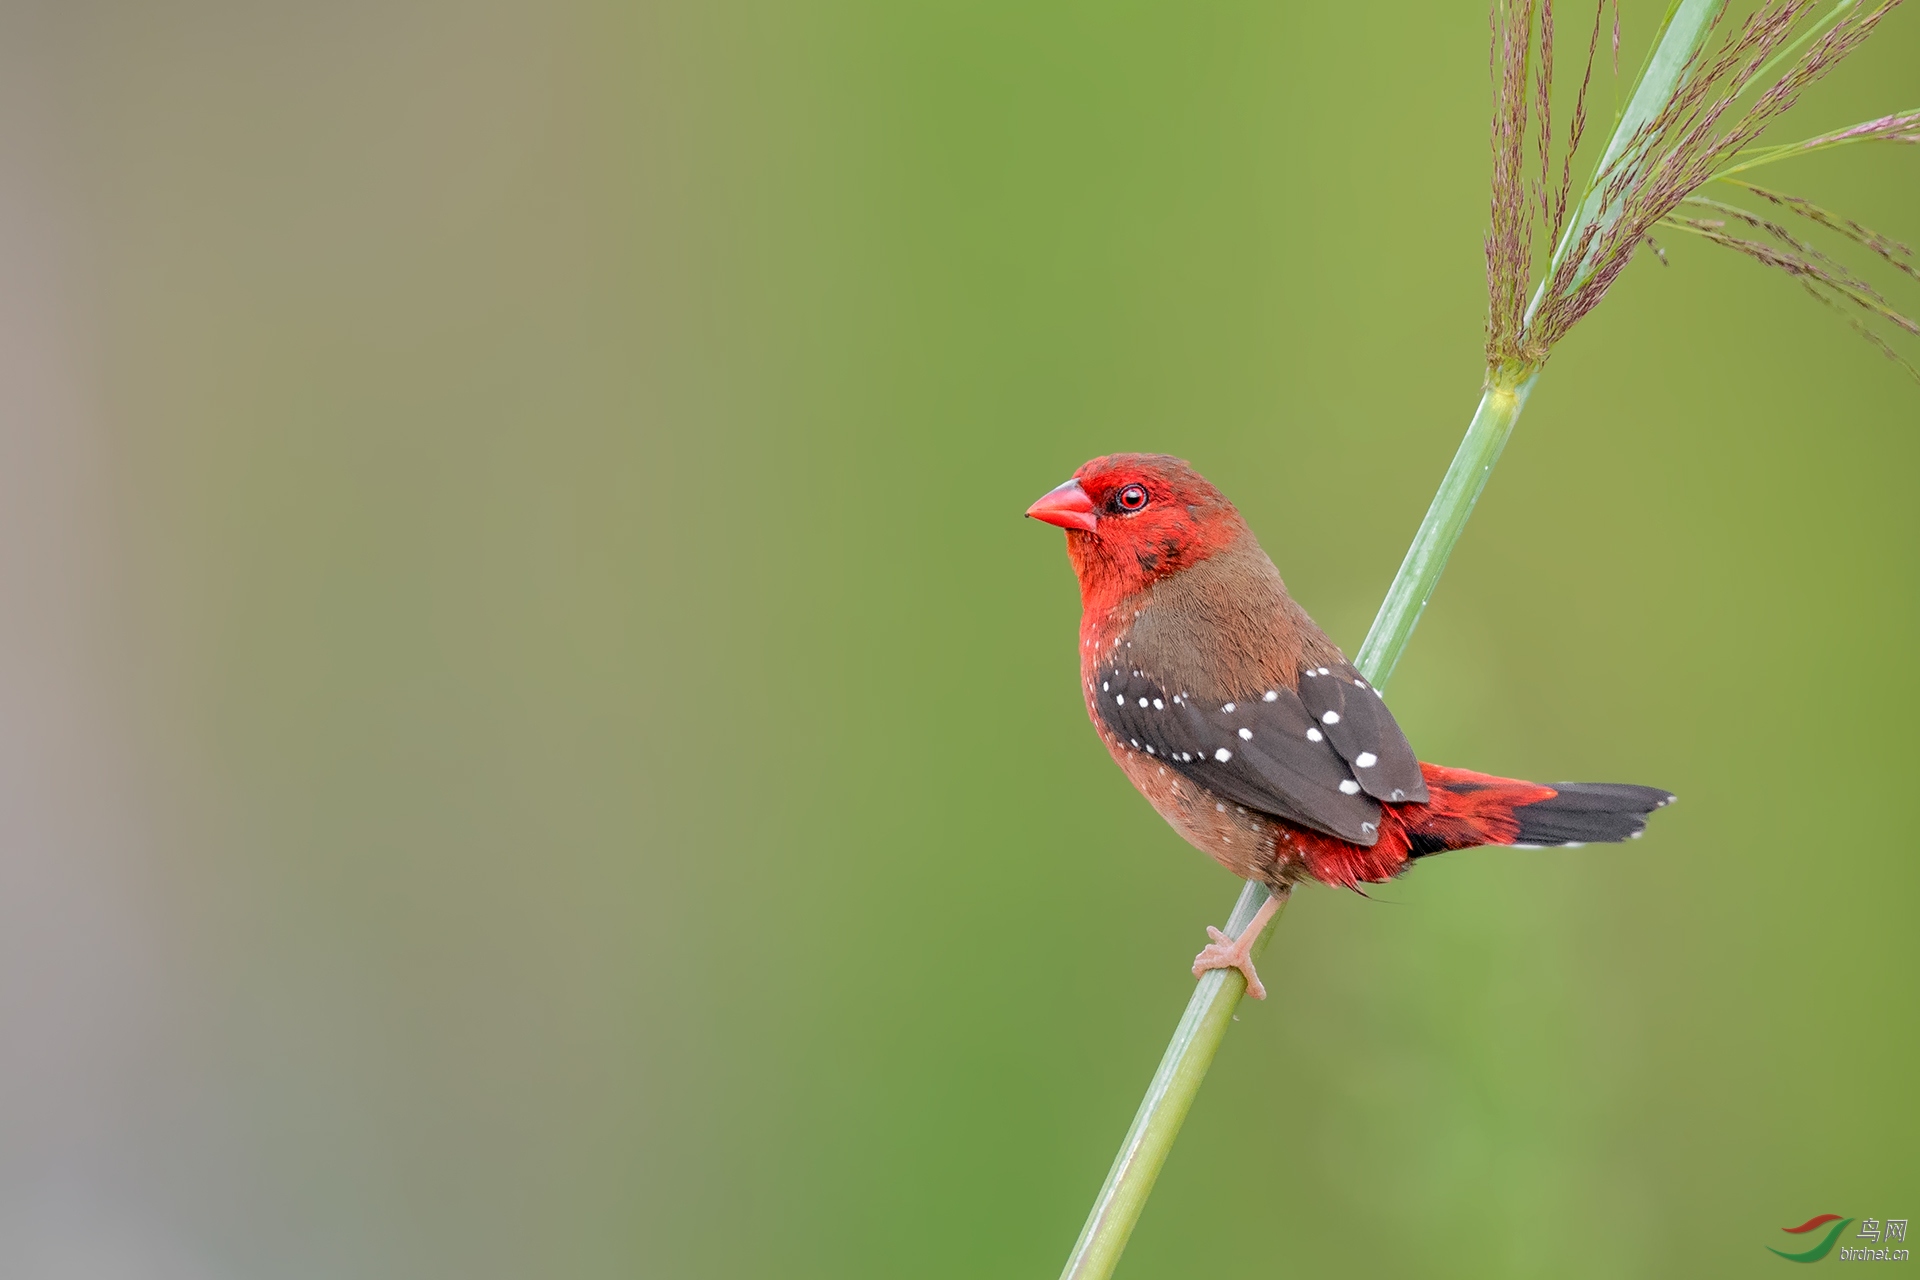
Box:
1056;880;1286;1280
1352;376;1537;688
1056;9;1727;1278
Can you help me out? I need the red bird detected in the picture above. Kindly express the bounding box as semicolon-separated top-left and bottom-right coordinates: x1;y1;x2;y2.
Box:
1027;453;1672;998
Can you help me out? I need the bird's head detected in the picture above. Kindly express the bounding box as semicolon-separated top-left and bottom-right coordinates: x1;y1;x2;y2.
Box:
1026;453;1249;610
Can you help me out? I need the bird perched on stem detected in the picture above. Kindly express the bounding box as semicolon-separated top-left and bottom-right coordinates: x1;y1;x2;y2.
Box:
1027;453;1673;998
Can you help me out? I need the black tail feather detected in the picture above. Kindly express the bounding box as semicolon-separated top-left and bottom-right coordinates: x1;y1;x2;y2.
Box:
1510;783;1675;848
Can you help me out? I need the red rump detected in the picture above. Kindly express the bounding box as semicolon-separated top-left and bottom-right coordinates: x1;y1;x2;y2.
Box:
1294;765;1556;889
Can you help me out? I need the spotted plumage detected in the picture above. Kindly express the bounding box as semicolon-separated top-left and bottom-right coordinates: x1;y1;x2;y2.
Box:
1096;664;1388;844
1029;453;1674;993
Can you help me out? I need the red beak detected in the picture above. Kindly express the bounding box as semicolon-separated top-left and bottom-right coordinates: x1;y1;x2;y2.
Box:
1026;480;1098;532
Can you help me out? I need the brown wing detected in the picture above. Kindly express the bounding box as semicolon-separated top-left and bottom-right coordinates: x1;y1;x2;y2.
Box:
1095;663;1384;845
1293;662;1429;804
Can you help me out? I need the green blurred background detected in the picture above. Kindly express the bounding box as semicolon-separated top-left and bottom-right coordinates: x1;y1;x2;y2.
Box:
2;2;1914;1276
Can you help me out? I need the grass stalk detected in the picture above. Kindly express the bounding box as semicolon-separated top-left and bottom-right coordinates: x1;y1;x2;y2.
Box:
1055;7;1729;1277
1056;879;1286;1280
1351;375;1538;690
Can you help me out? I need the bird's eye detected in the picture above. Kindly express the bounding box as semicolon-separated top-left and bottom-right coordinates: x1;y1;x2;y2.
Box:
1116;484;1149;512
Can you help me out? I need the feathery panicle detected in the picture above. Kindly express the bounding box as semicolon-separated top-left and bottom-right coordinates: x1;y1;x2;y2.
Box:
1485;0;1914;383
1797;279;1920;378
1486;0;1539;365
1663;184;1920;378
1537;0;1557;227
1716;106;1920;175
1667;198;1920;380
1734;181;1920;281
1670;197;1918;332
1553;4;1609;255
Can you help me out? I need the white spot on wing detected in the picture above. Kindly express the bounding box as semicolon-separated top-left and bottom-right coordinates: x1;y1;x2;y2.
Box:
1306;727;1323;742
1152;698;1164;710
1214;748;1232;762
1222;702;1236;713
1354;752;1377;768
1237;728;1252;740
1263;690;1278;701
1321;711;1340;725
1338;779;1361;794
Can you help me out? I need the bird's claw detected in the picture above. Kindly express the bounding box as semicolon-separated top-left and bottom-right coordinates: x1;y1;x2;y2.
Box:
1192;926;1267;1000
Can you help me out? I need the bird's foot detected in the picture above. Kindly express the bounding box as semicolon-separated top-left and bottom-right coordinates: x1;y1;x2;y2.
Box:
1192;926;1267;999
1190;889;1289;999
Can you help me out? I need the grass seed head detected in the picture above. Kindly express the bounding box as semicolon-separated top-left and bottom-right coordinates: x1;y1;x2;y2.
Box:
1484;0;1913;384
